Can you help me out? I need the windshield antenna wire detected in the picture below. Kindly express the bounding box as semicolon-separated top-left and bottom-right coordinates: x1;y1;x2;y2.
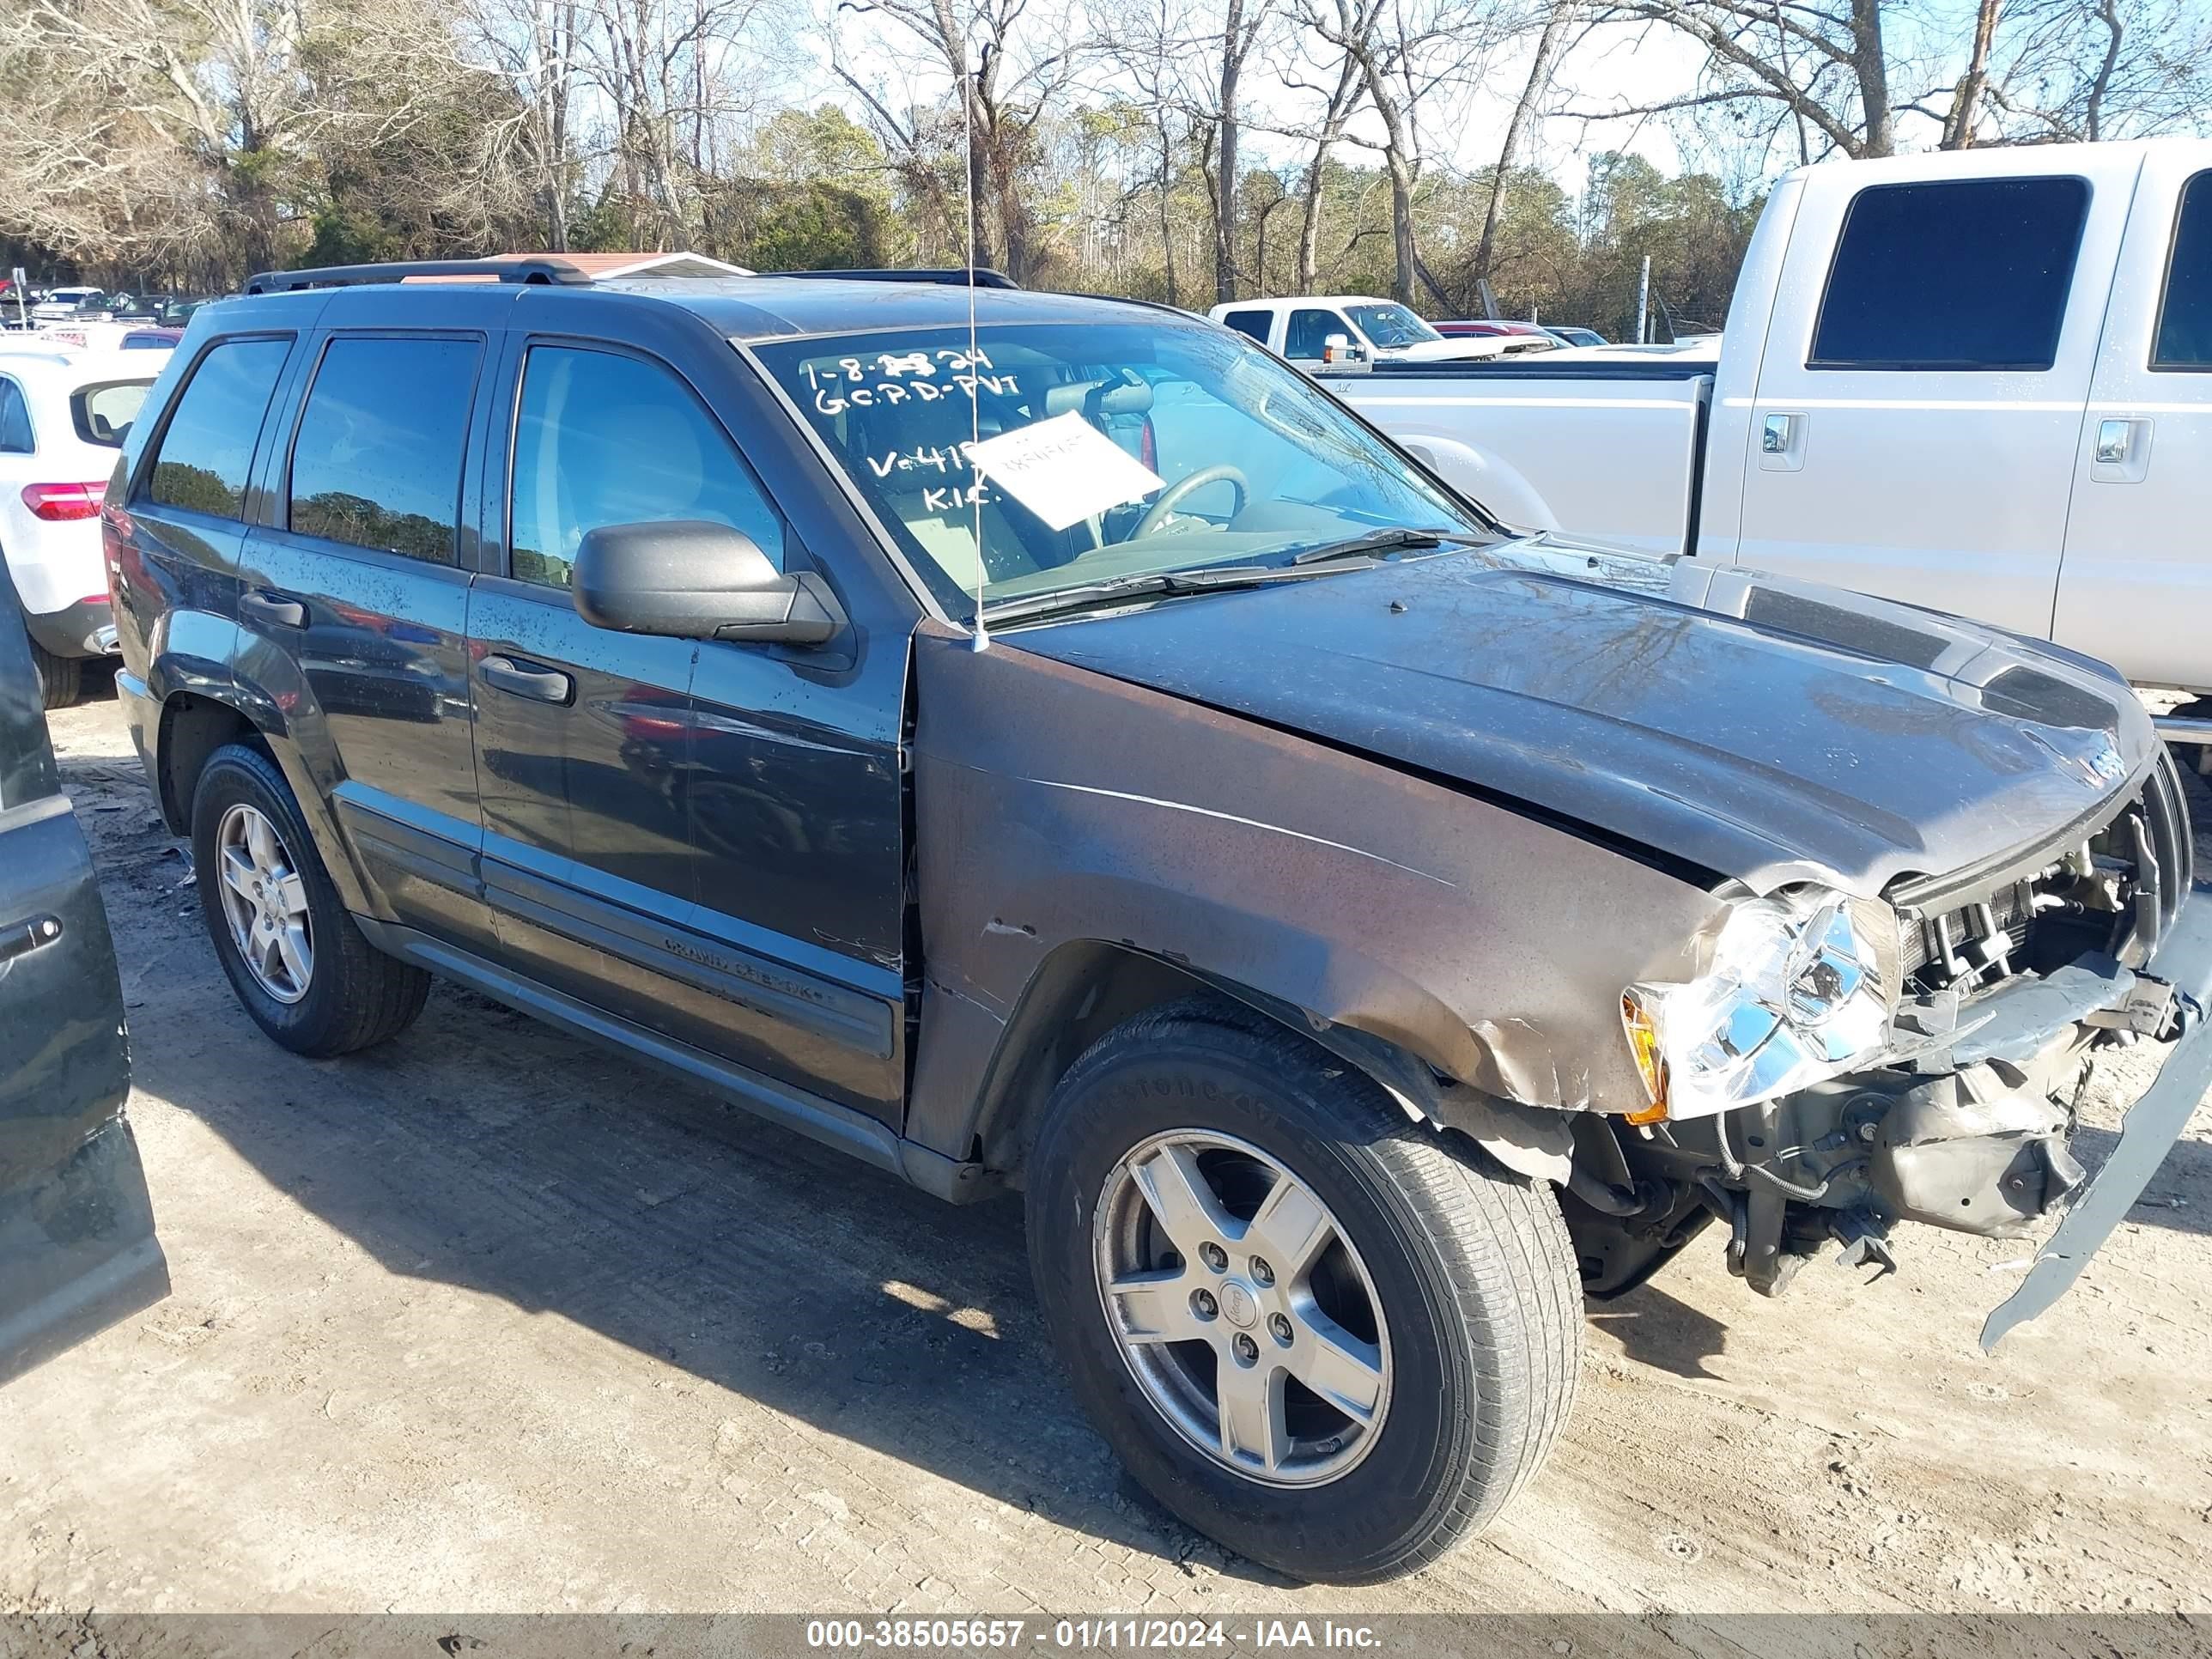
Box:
962;25;988;652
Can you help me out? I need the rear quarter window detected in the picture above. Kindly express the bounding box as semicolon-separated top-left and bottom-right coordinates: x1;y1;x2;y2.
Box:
146;336;294;519
1220;309;1273;344
2154;170;2212;370
1810;176;2090;371
0;378;31;453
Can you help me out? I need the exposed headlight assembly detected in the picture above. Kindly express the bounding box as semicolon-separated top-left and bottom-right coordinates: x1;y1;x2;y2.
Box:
1620;889;1899;1124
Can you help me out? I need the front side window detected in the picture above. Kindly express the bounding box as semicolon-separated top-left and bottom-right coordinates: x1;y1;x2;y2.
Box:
0;378;31;453
289;336;479;563
1283;308;1349;360
2154;170;2212;370
73;380;152;447
1346;303;1442;349
1810;176;2089;371
508;345;784;590
1220;309;1272;344
755;319;1492;618
146;336;293;519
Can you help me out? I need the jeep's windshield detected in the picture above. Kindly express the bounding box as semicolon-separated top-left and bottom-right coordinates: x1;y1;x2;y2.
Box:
750;319;1496;620
1345;304;1441;349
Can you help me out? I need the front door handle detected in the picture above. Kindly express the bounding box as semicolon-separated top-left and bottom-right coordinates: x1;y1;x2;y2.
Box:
0;914;63;968
239;588;307;628
480;654;574;705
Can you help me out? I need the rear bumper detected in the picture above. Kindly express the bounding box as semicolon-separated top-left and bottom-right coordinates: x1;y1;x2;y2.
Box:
1982;881;2212;1349
22;594;117;660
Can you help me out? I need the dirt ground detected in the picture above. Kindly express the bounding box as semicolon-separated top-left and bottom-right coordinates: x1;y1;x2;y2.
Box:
5;685;2211;1620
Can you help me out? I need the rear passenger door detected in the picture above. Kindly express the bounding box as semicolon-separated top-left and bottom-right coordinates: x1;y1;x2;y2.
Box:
1733;167;2126;635
2054;155;2212;688
239;309;494;952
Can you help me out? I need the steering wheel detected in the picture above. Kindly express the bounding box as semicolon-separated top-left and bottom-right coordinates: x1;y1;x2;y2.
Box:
1130;465;1249;540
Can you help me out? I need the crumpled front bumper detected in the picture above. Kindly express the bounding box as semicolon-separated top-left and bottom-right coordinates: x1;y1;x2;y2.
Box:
1982;880;2212;1350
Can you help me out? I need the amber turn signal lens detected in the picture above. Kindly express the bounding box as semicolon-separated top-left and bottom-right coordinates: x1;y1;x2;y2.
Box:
1620;992;1668;1125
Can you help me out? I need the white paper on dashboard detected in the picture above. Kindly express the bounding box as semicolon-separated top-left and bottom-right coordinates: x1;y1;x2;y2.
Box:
963;411;1165;532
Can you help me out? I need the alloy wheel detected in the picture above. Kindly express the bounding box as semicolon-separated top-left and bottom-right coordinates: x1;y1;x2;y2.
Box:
214;802;314;1005
1092;1128;1393;1486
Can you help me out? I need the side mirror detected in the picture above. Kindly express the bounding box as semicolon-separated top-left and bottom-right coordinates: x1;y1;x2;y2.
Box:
1322;332;1365;366
572;520;845;647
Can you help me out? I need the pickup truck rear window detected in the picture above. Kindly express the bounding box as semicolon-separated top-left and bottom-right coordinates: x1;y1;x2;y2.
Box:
1221;309;1272;344
2154;170;2211;370
1810;176;2089;372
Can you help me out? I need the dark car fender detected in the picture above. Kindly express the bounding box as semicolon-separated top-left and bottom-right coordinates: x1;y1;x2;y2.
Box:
124;611;380;921
901;623;1725;1182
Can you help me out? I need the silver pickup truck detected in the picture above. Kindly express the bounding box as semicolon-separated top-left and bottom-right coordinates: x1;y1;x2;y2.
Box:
1324;138;2212;719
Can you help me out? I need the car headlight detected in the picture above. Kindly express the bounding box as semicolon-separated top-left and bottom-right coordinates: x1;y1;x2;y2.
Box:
1620;888;1899;1124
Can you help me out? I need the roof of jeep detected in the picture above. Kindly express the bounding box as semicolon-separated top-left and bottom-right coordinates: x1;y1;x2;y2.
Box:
594;275;1183;342
219;273;1193;345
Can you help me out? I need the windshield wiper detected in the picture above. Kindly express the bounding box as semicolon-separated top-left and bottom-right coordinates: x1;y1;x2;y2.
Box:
981;567;1298;627
981;528;1481;628
1290;526;1476;564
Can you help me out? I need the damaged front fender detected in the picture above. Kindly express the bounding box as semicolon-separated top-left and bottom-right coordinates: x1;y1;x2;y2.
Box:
902;622;1724;1168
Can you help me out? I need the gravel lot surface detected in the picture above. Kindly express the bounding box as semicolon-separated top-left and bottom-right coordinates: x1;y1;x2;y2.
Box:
6;688;2211;1622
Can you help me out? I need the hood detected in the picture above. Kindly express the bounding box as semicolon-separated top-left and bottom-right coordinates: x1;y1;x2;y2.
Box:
1001;537;2160;897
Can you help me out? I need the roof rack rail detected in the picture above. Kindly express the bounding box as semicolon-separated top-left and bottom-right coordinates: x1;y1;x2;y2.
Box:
774;267;1019;290
241;258;593;295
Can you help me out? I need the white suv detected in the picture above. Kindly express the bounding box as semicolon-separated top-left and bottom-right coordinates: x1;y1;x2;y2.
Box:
0;349;156;706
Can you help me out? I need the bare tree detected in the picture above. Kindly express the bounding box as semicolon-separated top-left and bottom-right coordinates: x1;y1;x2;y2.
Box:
831;0;1086;283
1298;0;1504;302
1565;0;1895;161
1473;0;1577;292
1291;49;1362;291
0;0;486;272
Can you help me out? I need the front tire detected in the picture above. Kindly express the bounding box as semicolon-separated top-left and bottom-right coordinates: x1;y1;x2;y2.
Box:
191;742;430;1057
27;635;82;710
1026;1002;1582;1584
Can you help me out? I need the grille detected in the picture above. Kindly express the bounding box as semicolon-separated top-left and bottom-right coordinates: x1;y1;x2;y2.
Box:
1893;752;2195;995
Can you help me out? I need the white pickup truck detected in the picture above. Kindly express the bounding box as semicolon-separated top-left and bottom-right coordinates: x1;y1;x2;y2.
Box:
1211;295;1526;368
1326;139;2212;708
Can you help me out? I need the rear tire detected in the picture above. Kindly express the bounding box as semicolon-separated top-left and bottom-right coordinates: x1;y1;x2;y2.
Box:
1025;1000;1582;1583
191;741;430;1057
28;636;82;710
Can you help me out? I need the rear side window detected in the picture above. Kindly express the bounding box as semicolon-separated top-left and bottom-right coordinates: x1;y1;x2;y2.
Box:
1221;309;1272;344
1284;308;1347;360
72;380;152;447
507;345;783;590
0;378;30;453
147;336;293;518
2154;170;2212;370
289;336;480;564
1810;177;2090;371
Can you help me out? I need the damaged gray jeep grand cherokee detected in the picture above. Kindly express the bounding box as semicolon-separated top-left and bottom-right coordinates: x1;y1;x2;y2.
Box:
109;262;2212;1584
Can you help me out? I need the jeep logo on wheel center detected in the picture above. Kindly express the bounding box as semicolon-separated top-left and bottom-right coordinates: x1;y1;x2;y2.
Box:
1218;1282;1258;1328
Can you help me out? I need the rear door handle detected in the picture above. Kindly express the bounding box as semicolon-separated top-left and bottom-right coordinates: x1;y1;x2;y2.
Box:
2092;416;2152;480
1758;410;1808;471
479;654;574;705
0;914;63;968
239;588;307;628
